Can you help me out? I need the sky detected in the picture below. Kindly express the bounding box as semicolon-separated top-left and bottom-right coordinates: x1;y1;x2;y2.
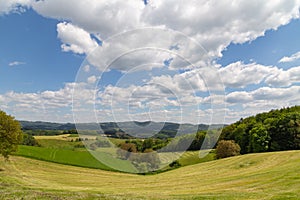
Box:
0;0;300;125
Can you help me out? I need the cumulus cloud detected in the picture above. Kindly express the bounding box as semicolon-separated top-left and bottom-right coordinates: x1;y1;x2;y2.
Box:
219;62;300;88
226;85;300;104
32;0;145;39
26;0;300;61
57;22;99;54
226;91;253;104
219;62;276;88
265;66;300;87
279;51;300;63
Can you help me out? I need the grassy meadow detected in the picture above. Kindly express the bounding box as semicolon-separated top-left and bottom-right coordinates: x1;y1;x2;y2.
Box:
0;150;299;199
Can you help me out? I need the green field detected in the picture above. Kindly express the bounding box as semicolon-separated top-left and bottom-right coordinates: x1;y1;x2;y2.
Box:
1;150;299;199
15;145;137;173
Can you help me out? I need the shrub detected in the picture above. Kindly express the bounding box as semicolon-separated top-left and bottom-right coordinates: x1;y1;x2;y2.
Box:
216;140;241;159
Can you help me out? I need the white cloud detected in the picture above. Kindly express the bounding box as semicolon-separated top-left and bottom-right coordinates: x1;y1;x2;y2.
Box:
0;82;97;122
27;0;300;62
32;0;145;39
219;62;300;88
57;22;99;54
226;91;253;104
142;0;300;58
0;0;32;14
9;61;26;66
279;51;300;63
226;85;300;104
219;62;277;88
265;66;300;87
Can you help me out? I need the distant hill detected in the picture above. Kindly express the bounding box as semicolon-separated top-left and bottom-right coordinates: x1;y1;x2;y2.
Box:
19;120;224;138
20;121;76;131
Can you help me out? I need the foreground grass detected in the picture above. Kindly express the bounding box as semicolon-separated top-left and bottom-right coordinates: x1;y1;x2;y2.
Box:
1;150;299;199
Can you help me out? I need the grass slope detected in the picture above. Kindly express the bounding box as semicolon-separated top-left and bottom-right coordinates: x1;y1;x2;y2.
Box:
1;150;299;199
15;145;137;173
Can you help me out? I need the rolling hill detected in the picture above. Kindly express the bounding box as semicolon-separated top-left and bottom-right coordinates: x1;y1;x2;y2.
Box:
1;150;299;199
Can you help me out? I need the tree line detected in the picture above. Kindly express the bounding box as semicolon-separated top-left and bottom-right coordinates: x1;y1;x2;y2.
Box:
220;106;300;154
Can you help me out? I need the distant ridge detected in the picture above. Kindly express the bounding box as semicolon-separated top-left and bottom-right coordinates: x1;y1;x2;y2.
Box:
19;120;225;138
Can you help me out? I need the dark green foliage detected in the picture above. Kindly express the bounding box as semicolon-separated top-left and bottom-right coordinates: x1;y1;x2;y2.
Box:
249;124;270;153
62;129;78;135
0;110;23;159
220;106;300;154
21;133;40;147
169;160;181;168
216;140;241;159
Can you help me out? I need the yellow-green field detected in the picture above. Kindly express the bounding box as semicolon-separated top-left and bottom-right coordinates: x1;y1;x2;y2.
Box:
1;150;299;199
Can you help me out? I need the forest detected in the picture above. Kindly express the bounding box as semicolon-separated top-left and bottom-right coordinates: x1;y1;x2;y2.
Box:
220;106;300;154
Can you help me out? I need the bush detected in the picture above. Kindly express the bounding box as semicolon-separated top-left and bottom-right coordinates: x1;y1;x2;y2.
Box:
216;140;241;159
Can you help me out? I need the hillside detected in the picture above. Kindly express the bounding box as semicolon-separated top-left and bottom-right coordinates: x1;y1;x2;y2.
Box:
1;150;299;199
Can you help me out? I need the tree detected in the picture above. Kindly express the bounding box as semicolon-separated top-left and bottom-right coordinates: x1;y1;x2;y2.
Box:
216;140;241;159
0;110;23;159
117;143;137;159
249;124;270;153
22;133;40;147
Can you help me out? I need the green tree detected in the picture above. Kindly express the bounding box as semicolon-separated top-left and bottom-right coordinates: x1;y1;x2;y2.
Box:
0;110;23;159
216;140;241;159
249;124;270;153
22;133;40;147
270;113;300;151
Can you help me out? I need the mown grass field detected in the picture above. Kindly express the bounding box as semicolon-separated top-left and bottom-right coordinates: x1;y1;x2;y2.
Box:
1;150;299;199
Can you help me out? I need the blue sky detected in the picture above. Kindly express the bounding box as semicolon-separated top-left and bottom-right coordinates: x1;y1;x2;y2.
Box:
218;19;300;68
0;1;299;124
0;9;83;93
